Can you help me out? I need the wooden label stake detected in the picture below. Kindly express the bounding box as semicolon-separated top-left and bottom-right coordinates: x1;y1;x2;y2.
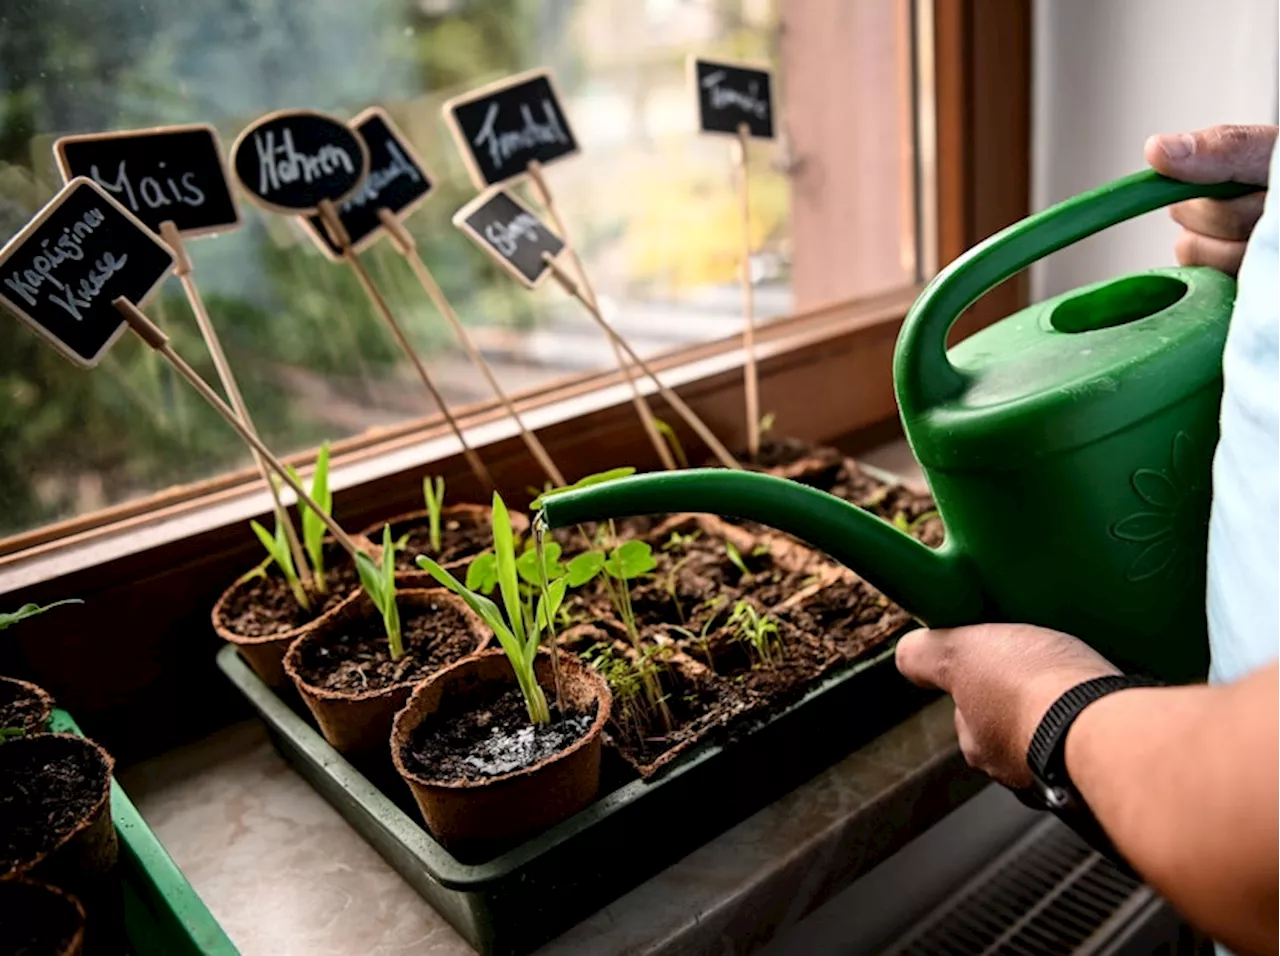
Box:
735;122;761;457
377;208;565;487
524;161;677;471
112;297;366;559
317;200;495;493
158;220;310;583
542;254;740;471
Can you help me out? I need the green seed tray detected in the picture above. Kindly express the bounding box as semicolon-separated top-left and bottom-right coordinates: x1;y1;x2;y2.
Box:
217;639;932;956
49;710;239;956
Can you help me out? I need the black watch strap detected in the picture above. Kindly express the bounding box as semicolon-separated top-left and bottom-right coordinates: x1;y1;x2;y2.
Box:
1024;674;1164;869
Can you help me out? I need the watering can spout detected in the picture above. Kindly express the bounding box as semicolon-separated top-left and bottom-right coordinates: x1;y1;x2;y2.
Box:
538;469;986;628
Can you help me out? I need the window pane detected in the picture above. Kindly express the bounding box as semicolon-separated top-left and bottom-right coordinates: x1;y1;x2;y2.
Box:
0;0;915;539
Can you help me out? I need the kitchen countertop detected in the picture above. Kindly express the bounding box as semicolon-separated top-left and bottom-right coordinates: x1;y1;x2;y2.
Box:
119;697;981;956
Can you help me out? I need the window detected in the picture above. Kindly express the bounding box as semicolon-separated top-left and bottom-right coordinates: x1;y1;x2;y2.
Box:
0;0;918;543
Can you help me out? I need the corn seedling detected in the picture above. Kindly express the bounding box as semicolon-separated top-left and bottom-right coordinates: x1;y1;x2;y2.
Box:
0;599;83;630
423;475;445;552
250;516;311;612
728;600;783;668
355;525;403;660
418;493;567;725
284;443;333;595
652;418;689;469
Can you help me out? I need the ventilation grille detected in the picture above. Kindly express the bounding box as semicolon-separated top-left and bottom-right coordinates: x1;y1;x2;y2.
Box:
881;817;1163;956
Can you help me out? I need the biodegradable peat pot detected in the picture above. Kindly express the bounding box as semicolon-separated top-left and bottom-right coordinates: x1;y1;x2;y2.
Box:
363;503;529;587
212;535;374;688
284;587;490;757
0;734;117;887
391;649;611;850
0;676;54;734
0;879;86;956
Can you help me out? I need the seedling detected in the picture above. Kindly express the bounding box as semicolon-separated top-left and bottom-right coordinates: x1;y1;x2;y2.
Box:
758;411;776;437
0;599;83;630
423;475;445;552
891;509;940;535
0;727;24;743
582;641;671;742
662;528;701;551
728;599;783;668
529;467;637;510
417;493;567;725
286;442;333;595
660;554;694;623
671;596;726;669
250;516;311;612
355;525;403;660
724;539;771;584
652;418;689;469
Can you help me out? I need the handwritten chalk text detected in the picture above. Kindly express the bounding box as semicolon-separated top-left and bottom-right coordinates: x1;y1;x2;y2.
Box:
473;99;570;171
2;206;130;320
256;129;356;194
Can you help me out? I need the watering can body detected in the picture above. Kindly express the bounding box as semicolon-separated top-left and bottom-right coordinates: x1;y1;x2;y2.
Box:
541;171;1258;684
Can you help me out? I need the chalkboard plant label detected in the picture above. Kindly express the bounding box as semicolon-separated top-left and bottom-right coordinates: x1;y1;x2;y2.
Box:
690;57;776;140
230;109;370;215
443;69;579;189
453;187;565;289
302;107;435;260
0;177;175;367
54;124;241;238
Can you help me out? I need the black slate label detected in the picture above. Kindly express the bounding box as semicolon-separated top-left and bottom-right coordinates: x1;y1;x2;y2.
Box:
302;108;434;259
454;188;565;288
444;70;579;188
230;110;370;214
54;124;241;238
692;57;776;140
0;178;175;367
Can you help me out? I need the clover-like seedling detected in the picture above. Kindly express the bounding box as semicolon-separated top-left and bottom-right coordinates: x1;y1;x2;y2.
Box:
423;475;445;553
0;599;83;631
355;525;403;660
418;493;566;725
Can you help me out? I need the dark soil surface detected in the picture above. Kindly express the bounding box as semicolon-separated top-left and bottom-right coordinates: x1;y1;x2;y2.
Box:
219;541;362;638
0;737;107;875
293;599;483;694
390;512;495;572
402;686;596;783
0;881;81;956
0;682;49;735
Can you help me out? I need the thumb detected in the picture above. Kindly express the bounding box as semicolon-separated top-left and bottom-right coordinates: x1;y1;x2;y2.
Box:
895;627;955;691
1144;124;1277;185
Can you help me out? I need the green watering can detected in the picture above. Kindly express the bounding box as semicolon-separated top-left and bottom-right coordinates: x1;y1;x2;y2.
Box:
540;170;1262;684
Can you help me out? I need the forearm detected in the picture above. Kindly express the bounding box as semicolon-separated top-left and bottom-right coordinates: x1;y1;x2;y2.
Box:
1065;663;1278;954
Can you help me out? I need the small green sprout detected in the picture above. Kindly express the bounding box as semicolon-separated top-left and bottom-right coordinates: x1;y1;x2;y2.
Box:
891;509;940;535
758;411;776;436
287;443;332;595
661;554;694;623
728;600;783;668
0;727;25;743
251;517;312;612
423;475;445;553
418;493;567;725
582;641;671;741
355;526;402;660
662;529;701;551
652;418;689;468
0;599;83;630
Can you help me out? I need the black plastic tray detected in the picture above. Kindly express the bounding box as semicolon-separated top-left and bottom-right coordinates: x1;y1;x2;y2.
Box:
217;639;932;955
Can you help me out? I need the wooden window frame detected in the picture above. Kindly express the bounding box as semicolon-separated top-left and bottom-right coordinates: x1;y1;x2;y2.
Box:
0;0;1030;763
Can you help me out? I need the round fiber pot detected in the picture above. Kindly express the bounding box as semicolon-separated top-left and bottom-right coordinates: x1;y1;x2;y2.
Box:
363;504;529;587
212;535;374;688
0;879;85;956
284;587;489;757
391;649;611;849
0;677;54;734
0;734;117;887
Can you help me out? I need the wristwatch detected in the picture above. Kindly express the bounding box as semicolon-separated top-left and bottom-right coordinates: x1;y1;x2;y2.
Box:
1020;674;1164;872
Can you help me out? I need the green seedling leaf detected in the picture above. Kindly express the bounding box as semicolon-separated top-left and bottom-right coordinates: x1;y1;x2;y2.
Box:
0;727;25;743
566;551;606;586
606;540;657;580
251;519;311;611
297;443;332;591
491;493;527;648
0;599;83;631
534;577;568;632
465;552;499;593
530;467;637;510
516;540;564;586
724;540;749;577
356;526;401;659
759;411;776;435
652;418;689;469
423;475;445;552
891;511;911;532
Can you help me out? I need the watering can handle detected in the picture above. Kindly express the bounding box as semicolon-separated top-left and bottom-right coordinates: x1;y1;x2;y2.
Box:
894;170;1263;417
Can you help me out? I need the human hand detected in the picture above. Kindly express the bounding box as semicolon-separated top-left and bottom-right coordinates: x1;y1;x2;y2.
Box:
1144;124;1277;276
895;624;1120;788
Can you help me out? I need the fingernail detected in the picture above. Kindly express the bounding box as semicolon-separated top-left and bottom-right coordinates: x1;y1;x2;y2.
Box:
1161;133;1196;160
